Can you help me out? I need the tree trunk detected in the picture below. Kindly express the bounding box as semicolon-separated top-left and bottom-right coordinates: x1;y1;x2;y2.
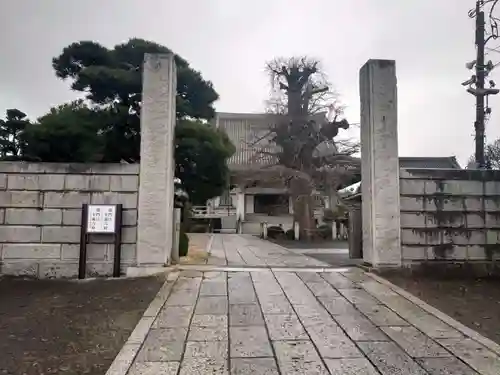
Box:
291;178;315;241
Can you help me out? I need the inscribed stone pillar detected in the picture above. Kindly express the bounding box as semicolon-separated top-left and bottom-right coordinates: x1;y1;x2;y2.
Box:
137;53;177;266
171;208;181;264
359;59;401;267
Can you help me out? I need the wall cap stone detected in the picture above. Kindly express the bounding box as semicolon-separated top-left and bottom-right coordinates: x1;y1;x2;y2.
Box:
0;162;139;175
401;168;500;181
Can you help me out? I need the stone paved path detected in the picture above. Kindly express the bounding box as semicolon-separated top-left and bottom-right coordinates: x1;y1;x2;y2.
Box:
206;234;332;267
108;235;500;375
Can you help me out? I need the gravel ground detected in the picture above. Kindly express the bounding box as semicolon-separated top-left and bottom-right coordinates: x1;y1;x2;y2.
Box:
0;275;164;375
385;275;500;345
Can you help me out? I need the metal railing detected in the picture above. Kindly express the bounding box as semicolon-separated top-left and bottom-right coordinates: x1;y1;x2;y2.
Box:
191;205;236;218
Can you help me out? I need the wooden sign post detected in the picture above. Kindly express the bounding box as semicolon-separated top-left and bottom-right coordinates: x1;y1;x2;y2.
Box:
79;204;123;279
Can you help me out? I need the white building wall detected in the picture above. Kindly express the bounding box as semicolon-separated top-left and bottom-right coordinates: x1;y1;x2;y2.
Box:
245;195;255;214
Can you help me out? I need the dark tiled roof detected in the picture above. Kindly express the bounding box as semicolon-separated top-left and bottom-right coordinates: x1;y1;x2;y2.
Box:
398;156;461;169
216;112;329;169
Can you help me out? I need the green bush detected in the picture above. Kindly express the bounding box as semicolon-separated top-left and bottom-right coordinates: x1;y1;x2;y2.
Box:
179;231;189;257
323;209;336;223
211;218;222;233
323;206;348;223
317;224;332;239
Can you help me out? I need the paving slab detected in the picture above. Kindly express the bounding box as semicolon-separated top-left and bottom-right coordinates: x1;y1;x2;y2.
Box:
305;322;362;359
264;313;308;340
172;277;202;292
341;270;373;283
359;341;428;375
179;357;228;375
377;294;464;339
284;290;319;305
230;326;274;357
338;288;380;305
324;358;380;375
228;274;258;304
273;340;329;375
297;272;325;283
333;312;388;341
128;362;180;375
136;329;186;362
230;358;279;375
195;296;228;315
229;304;265;326
320;272;358;289
257;294;294;314
164;291;198;306
294;303;336;327
154;306;193;328
381;326;451;358
191;314;227;328
416;357;480;375
305;281;341;297
360;279;400;298
437;338;500;375
318;296;357;315
200;281;227;296
407;312;464;339
355;303;409;327
228;273;253;288
252;279;285;296
184;341;228;358
187;326;228;341
229;288;258;304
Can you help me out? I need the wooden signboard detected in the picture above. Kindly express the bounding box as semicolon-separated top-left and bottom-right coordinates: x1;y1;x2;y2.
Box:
79;204;123;279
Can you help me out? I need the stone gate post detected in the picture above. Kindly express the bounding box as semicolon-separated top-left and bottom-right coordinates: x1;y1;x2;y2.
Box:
136;53;177;268
359;59;401;267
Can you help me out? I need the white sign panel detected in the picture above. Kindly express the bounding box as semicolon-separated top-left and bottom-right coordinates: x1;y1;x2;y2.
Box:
87;205;117;233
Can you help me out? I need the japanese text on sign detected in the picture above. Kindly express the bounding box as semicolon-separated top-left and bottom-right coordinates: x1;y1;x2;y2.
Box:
87;205;116;233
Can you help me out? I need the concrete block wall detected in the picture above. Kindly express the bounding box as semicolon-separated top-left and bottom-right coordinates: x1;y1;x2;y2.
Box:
0;162;139;278
400;168;500;272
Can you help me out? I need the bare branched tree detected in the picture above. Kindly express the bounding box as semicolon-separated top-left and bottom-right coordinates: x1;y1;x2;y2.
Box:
242;56;360;240
467;138;500;169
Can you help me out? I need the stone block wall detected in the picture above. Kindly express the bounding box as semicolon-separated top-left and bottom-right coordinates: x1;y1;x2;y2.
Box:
400;168;500;273
0;162;139;278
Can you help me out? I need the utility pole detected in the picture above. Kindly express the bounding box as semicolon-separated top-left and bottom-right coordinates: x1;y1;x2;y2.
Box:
475;1;487;168
465;0;500;168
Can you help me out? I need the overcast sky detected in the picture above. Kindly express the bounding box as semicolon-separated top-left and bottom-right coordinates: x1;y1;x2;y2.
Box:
1;0;499;165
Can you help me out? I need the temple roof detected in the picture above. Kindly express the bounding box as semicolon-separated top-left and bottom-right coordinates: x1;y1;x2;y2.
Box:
215;111;337;170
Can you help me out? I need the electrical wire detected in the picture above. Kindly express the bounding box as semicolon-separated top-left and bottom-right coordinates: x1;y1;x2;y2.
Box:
469;0;500;41
487;0;499;43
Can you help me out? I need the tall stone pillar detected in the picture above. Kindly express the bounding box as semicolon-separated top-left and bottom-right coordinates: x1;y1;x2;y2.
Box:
137;53;177;266
359;60;401;267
